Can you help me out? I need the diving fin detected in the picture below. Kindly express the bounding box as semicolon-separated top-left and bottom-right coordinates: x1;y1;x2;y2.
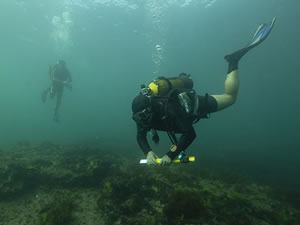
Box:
247;16;276;49
225;17;276;64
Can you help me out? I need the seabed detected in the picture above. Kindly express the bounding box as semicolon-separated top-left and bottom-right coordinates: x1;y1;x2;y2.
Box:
0;142;299;225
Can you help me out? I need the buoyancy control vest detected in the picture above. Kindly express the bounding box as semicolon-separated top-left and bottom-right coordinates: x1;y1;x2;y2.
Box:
148;88;200;146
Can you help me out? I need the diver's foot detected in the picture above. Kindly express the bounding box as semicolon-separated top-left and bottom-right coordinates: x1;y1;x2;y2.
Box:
224;47;250;64
225;17;276;64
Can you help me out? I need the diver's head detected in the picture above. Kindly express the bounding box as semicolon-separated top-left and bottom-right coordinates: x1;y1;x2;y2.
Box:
57;60;66;67
132;94;152;123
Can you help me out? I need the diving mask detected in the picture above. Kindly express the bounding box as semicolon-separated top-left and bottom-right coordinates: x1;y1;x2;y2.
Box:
133;106;152;123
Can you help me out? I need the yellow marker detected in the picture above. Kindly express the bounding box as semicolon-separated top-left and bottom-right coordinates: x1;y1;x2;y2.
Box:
139;156;195;164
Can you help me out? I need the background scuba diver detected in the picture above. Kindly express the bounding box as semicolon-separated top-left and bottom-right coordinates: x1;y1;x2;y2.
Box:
41;60;72;122
132;17;276;166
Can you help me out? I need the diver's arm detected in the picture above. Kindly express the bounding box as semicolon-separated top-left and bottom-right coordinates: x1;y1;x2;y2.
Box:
64;69;72;83
177;127;196;151
165;105;196;159
136;124;152;155
166;127;196;160
211;70;239;111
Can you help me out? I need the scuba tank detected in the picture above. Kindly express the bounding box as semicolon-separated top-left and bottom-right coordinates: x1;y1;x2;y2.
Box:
140;72;199;119
142;73;193;96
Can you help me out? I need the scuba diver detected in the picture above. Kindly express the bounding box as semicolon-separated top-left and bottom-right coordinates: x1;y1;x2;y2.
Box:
41;60;72;122
132;17;276;165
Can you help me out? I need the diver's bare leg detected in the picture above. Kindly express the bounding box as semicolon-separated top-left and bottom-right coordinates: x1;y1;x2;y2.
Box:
211;18;275;112
212;70;239;111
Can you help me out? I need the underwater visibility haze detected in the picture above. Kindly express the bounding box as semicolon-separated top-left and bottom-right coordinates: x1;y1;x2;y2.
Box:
0;0;300;224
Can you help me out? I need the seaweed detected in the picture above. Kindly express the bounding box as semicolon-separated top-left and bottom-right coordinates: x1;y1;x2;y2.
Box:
1;143;300;225
36;195;74;225
163;189;209;224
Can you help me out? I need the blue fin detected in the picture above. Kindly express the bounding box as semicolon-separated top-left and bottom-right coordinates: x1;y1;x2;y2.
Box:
224;17;277;67
248;17;276;48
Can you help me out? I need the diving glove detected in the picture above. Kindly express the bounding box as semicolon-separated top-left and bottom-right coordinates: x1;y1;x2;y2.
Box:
146;151;158;165
160;155;171;166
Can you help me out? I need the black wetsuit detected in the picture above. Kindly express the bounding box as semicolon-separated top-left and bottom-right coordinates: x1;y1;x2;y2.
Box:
49;64;72;119
135;94;218;159
51;64;72;97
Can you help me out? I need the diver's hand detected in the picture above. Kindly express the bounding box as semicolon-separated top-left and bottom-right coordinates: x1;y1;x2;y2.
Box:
64;81;72;90
160;155;171;166
147;151;158;165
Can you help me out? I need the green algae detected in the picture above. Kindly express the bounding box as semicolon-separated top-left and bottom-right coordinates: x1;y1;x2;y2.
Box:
0;143;299;225
37;196;74;225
